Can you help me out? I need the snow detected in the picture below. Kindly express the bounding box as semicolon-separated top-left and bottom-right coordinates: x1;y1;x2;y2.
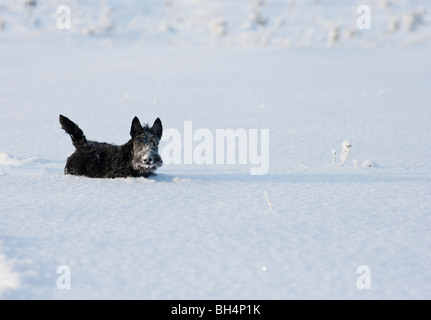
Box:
0;153;22;166
1;1;431;299
0;245;20;295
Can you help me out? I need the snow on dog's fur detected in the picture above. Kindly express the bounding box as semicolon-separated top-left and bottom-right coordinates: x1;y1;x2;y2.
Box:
59;114;163;178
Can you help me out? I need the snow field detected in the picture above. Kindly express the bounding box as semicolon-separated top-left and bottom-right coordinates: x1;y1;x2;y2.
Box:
0;0;431;299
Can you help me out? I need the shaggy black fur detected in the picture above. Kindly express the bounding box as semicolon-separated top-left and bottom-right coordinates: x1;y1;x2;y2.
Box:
59;114;163;178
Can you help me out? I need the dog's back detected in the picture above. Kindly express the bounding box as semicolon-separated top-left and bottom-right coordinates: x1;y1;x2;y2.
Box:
60;115;133;177
64;141;133;178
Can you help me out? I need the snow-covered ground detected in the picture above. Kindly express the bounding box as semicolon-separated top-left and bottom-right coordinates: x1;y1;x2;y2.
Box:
1;1;431;299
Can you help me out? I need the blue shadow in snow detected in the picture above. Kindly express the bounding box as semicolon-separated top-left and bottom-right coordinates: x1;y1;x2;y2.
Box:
151;172;431;184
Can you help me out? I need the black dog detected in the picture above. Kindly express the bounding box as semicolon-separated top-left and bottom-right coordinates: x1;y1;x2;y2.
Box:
59;115;163;178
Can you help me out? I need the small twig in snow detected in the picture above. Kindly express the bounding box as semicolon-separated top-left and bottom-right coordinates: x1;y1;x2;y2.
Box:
264;191;274;211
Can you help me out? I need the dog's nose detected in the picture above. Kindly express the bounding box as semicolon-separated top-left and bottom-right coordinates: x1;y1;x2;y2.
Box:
144;154;161;164
153;154;162;164
151;154;162;164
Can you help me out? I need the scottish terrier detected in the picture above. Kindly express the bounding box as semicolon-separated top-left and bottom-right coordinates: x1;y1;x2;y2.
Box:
59;114;163;178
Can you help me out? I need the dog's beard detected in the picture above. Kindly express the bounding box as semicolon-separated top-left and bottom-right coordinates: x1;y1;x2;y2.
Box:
133;162;161;171
131;148;163;173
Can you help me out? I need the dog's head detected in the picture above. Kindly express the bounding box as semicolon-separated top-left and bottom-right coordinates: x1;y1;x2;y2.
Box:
130;116;163;176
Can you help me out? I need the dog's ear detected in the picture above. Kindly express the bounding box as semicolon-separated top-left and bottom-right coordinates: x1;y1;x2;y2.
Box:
130;116;142;137
151;118;163;139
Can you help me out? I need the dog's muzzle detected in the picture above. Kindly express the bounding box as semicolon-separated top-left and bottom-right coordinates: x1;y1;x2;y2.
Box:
142;153;163;169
